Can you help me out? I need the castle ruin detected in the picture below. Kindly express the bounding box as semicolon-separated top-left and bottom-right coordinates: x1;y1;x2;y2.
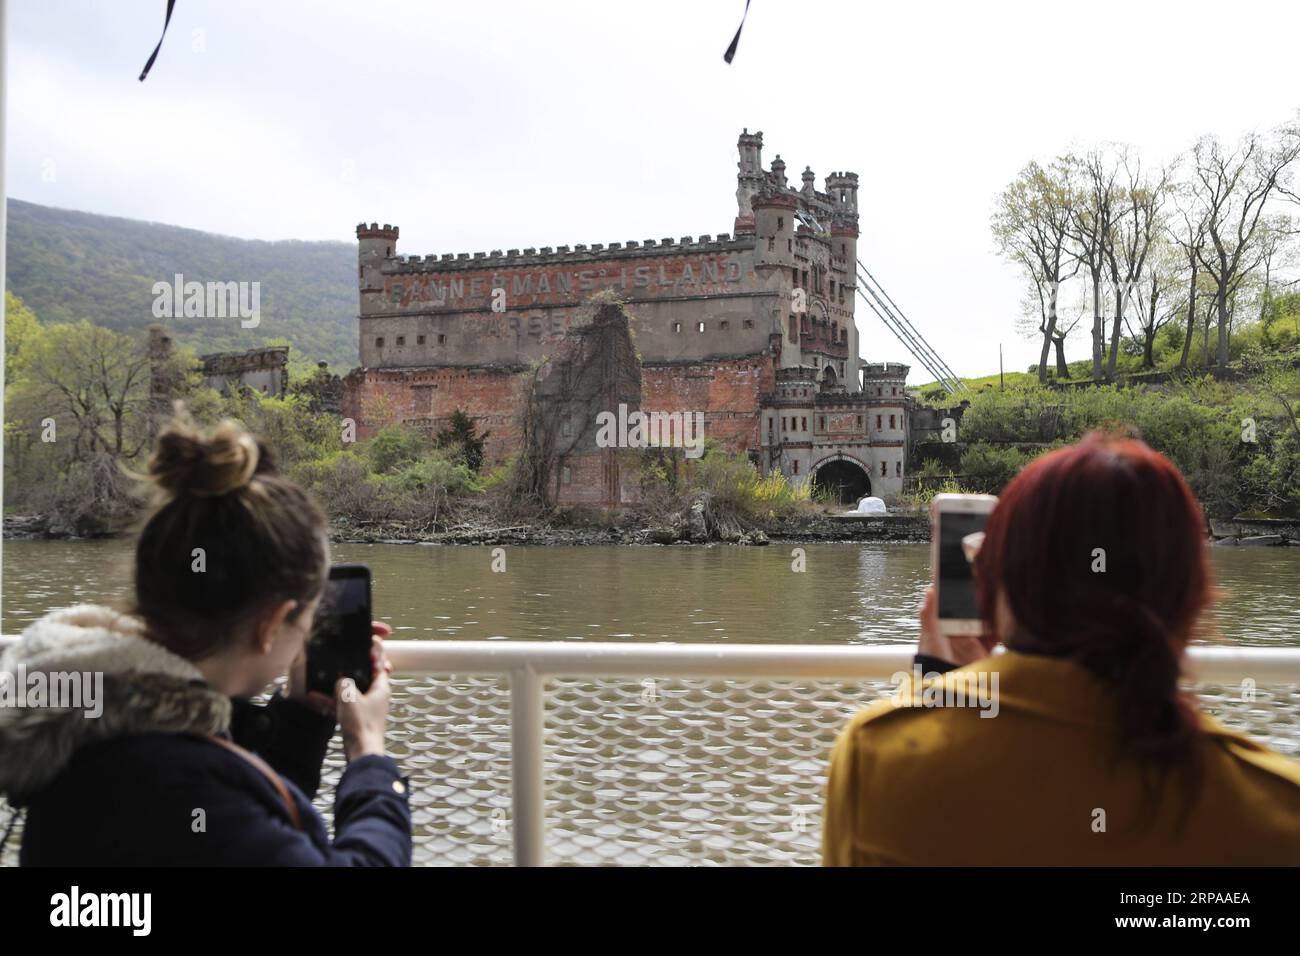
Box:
344;129;913;505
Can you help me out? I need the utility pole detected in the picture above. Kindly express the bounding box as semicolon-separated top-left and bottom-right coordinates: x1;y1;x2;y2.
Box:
999;343;1004;391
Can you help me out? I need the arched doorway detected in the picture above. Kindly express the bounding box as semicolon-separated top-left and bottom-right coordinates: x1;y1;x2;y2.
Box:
813;457;871;505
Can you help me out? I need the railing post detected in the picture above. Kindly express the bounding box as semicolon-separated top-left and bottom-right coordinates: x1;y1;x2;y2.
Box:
510;665;545;866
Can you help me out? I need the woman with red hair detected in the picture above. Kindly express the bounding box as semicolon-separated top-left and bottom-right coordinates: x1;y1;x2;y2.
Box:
823;432;1299;865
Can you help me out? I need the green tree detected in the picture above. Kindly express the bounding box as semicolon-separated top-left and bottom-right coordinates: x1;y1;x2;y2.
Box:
217;388;337;468
3;321;190;530
435;409;489;473
17;321;154;459
368;423;425;474
992;160;1078;385
959;443;1035;494
1189;128;1300;367
4;291;41;382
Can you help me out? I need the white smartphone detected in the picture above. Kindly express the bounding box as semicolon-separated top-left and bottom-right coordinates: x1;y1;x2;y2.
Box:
930;493;998;636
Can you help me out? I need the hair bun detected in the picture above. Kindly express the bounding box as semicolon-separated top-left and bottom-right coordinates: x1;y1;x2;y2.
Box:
149;414;260;499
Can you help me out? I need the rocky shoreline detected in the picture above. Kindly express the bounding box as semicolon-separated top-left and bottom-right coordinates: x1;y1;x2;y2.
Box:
2;505;933;547
8;508;1295;548
322;512;932;547
1207;517;1300;547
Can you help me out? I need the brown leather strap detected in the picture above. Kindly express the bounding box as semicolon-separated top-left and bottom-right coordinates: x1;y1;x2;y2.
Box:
203;734;303;831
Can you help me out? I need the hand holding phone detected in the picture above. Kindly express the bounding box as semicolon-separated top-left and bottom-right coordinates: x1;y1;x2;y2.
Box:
307;564;375;697
918;494;998;667
290;624;387;712
336;626;393;761
918;584;993;667
929;493;997;637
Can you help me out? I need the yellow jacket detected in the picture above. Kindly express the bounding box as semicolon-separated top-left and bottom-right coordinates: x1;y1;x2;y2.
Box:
822;650;1300;865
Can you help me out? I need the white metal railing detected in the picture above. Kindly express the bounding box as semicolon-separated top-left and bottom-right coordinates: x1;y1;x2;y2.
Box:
379;641;1300;865
3;636;1299;866
381;639;1300;681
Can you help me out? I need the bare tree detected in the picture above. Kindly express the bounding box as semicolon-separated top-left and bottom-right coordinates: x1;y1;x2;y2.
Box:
1168;178;1209;371
1103;150;1169;378
1253;216;1292;322
993;160;1078;384
1190;127;1300;367
1066;150;1121;381
1050;284;1087;379
1275;110;1300;228
1130;237;1181;369
1016;273;1083;380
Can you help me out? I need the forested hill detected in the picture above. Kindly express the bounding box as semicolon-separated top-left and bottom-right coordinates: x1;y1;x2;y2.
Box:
5;198;358;370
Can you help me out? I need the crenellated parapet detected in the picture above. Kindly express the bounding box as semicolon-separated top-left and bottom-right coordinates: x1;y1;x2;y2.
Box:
751;192;799;212
356;222;399;241
862;362;911;379
860;362;912;404
381;233;751;275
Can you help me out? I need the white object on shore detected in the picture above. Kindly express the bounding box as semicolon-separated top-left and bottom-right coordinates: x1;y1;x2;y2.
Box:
851;496;887;514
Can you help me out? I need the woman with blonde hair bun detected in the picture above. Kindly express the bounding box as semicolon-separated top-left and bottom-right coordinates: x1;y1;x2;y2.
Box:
0;409;412;866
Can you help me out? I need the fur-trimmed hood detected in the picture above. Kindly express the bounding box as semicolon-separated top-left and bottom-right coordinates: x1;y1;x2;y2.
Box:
0;604;230;801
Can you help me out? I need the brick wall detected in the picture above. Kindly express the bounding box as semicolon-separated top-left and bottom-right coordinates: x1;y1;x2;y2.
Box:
361;245;773;371
342;353;776;500
554;447;643;507
341;366;529;462
642;356;774;455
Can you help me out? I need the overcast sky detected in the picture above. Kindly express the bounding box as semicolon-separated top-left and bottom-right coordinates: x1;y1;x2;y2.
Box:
7;0;1299;381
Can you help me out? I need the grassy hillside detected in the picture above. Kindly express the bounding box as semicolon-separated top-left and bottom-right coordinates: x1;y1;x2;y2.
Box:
915;369;1041;395
914;297;1300;402
5;198;358;371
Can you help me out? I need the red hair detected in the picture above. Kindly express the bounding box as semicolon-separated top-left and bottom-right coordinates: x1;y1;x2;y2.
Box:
974;432;1211;782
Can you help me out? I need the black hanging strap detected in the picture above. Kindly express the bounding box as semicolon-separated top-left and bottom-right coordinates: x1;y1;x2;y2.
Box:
139;0;178;82
723;0;752;64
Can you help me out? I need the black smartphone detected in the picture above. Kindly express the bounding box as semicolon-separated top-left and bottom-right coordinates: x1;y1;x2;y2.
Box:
306;564;374;696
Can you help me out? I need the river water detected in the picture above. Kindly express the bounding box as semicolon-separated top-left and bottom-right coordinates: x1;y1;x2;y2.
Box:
3;538;1298;646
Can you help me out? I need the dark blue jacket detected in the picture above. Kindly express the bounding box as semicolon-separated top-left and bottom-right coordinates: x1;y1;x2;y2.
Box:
18;693;412;866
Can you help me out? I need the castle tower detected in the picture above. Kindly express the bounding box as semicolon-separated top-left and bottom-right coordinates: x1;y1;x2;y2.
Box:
801;166;816;199
863;361;910;496
752;191;800;360
737;128;763;178
770;154;787;189
734;129;765;234
832;219;860;391
356;222;399;308
752;192;797;269
762;366;819;485
826;171;859;214
827;171;861;391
